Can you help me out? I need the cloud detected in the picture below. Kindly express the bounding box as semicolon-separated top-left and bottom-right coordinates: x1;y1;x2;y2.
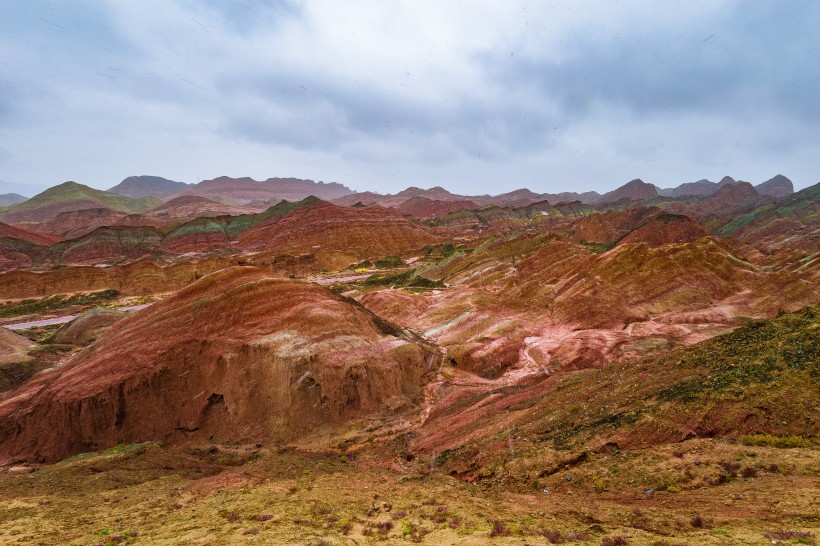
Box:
0;0;817;194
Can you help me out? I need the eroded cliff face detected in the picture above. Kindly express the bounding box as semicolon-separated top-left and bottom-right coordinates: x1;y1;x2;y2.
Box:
0;267;438;463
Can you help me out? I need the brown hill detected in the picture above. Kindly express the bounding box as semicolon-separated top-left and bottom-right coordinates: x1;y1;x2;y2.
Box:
755;174;793;198
0;256;238;300
617;213;710;246
36;207;127;238
0;222;62;246
396;197;479;219
147;195;246;218
0;267;438;463
108;175;190;200
182;176;353;204
236;201;440;259
598;179;658;204
565;206;660;244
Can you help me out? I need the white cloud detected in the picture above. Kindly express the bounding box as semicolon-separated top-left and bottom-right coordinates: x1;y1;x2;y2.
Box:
0;0;817;195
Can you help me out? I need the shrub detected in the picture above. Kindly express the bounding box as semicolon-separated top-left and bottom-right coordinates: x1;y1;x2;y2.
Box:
375;255;405;268
489;520;510;537
741;467;758;478
690;515;704;528
601;537;629;546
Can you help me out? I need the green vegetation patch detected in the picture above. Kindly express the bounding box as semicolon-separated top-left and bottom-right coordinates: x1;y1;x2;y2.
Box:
656;305;820;402
374;255;405;268
362;270;445;290
0;290;120;318
738;434;818;448
579;241;616;254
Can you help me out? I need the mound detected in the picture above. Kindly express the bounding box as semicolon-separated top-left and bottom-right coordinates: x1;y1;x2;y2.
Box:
0;329;36;393
0;329;34;367
160;218;233;253
618;213;710;246
396;197;479;219
0;267;438;463
598;179;658;204
51;226;165;266
565;206;661;244
148;195;246;218
0;182;160;226
51;307;125;346
756;174;793;198
0;222;61;246
236;201;440;258
37;207;127;238
108;175;190;200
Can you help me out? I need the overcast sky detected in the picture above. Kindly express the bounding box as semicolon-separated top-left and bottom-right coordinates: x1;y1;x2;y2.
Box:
1;0;818;196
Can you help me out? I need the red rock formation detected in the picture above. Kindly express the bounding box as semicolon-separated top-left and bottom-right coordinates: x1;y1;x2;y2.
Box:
147;195;246;218
0;222;62;246
0;256;238;299
598;179;659;204
182;176;353;204
36;208;127;238
617;213;710;246
236;201;440;258
396;197;479;219
0;267;438;463
565;206;660;244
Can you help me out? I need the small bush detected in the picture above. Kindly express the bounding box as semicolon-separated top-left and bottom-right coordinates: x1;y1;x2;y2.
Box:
690;515;704;528
741;467;757;478
375;255;405;268
489;520;510;537
601;537;629;546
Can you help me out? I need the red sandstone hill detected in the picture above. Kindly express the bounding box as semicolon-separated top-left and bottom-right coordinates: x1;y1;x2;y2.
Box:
147;195;247;218
396;196;479;219
597;179;658;204
0;222;62;246
565;206;661;244
618;213;710;246
0;267;438;463
36;207;128;238
565;208;709;247
182;176;353;204
236;201;440;258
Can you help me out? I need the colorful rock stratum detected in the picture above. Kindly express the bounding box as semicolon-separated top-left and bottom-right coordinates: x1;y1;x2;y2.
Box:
0;175;817;545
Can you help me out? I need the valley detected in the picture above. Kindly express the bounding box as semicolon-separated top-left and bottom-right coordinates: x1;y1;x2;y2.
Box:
0;174;817;545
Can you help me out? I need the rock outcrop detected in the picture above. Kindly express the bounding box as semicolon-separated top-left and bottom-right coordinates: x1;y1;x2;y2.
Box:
237;201;439;258
0;267;438;463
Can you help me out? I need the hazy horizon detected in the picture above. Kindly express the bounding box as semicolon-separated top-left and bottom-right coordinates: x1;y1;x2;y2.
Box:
1;1;819;196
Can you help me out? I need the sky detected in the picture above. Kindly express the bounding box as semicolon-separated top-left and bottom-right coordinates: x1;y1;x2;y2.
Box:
0;0;818;197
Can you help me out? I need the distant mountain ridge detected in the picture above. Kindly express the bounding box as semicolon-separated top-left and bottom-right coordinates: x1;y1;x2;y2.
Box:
658;174;793;198
181;176;354;205
0;194;28;207
108;176;190;200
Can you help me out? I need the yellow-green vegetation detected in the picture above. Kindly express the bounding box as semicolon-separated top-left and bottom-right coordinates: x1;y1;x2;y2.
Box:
1;181;160;214
738;434;818;448
0;440;817;545
0;290;120;318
